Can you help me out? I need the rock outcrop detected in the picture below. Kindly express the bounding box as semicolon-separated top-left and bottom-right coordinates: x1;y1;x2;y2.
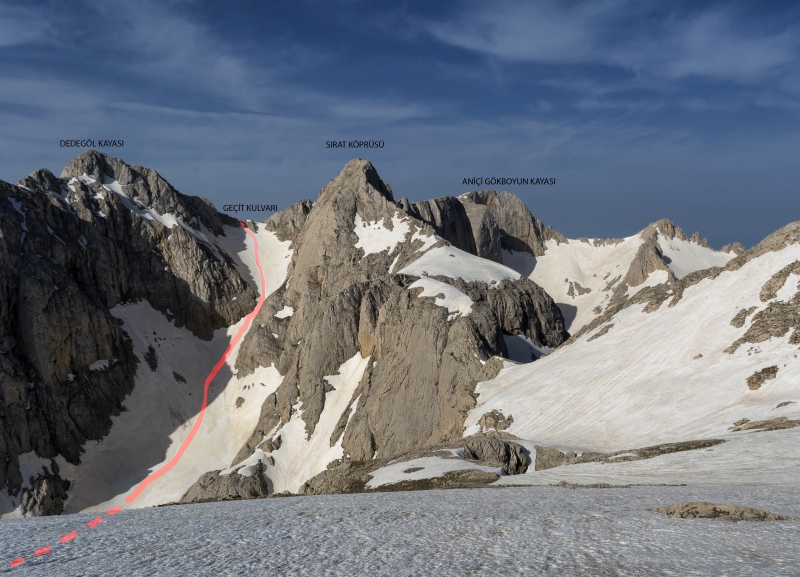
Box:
0;151;257;514
653;502;796;522
462;437;527;475
179;461;271;504
459;190;553;257
19;465;71;517
191;159;568;499
404;197;477;255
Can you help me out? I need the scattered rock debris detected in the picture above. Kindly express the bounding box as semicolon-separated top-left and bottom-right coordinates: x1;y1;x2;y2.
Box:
652;502;797;522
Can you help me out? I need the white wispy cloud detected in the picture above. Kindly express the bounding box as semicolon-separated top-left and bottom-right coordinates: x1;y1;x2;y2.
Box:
0;4;52;47
424;1;799;84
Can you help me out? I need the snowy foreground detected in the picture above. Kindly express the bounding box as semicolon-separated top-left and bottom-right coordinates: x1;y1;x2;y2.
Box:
2;485;799;576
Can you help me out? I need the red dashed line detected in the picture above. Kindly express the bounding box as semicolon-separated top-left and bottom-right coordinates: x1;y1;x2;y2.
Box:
8;221;268;569
34;546;50;557
60;531;78;544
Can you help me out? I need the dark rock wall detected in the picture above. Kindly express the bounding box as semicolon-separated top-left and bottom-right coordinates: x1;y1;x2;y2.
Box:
0;151;255;508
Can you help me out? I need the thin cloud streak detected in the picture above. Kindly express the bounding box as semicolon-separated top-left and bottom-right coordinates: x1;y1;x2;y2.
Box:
425;1;799;84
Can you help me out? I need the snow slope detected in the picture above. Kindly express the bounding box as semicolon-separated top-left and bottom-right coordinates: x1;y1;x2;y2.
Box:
0;224;294;515
3;486;798;576
657;235;733;279
466;242;800;453
399;245;520;285
513;229;736;332
408;278;474;320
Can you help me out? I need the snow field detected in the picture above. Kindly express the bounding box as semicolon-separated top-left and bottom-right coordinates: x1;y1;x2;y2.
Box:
399;245;520;285
366;456;502;489
522;236;643;331
2;485;798;576
520;232;736;332
657;235;733;279
496;427;800;488
465;244;800;451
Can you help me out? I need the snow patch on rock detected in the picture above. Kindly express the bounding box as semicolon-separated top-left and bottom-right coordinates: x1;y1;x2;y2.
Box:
354;213;410;257
400;245;520;286
274;306;294;319
409;278;473;320
366;456;502;489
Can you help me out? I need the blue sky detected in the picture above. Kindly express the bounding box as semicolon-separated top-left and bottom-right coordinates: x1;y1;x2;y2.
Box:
1;0;799;247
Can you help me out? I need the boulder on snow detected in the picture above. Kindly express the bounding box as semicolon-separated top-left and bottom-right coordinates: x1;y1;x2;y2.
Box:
463;437;528;475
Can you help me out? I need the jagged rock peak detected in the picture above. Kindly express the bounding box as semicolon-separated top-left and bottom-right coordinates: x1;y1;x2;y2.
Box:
720;242;745;255
17;168;63;194
61;149;142;185
319;159;395;211
650;218;688;241
647;218;740;251
57;150;236;234
263;199;314;247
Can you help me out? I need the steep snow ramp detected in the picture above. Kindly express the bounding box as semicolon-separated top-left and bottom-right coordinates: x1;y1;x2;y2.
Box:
48;227;292;511
467;226;800;453
265;353;370;494
514;220;738;332
399;245;520;286
658;235;733;279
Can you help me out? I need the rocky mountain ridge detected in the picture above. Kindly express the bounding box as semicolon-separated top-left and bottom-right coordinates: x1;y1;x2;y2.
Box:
0;152;758;515
0;151;256;516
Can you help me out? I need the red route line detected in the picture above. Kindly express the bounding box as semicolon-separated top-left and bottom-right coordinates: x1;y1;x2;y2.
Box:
9;222;266;569
60;531;78;544
126;221;266;503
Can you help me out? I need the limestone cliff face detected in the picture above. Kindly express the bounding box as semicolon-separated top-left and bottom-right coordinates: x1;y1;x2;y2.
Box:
403;197;477;255
0;151;256;513
459;190;553;257
3;153;569;509
221;159;568;500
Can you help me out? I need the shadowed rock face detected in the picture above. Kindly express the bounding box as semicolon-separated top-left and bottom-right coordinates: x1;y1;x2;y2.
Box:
459;190;552;257
404;197;478;256
220;159;568;500
0;151;256;513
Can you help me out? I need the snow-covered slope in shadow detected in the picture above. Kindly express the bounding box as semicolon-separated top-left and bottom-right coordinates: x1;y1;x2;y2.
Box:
45;225;292;513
